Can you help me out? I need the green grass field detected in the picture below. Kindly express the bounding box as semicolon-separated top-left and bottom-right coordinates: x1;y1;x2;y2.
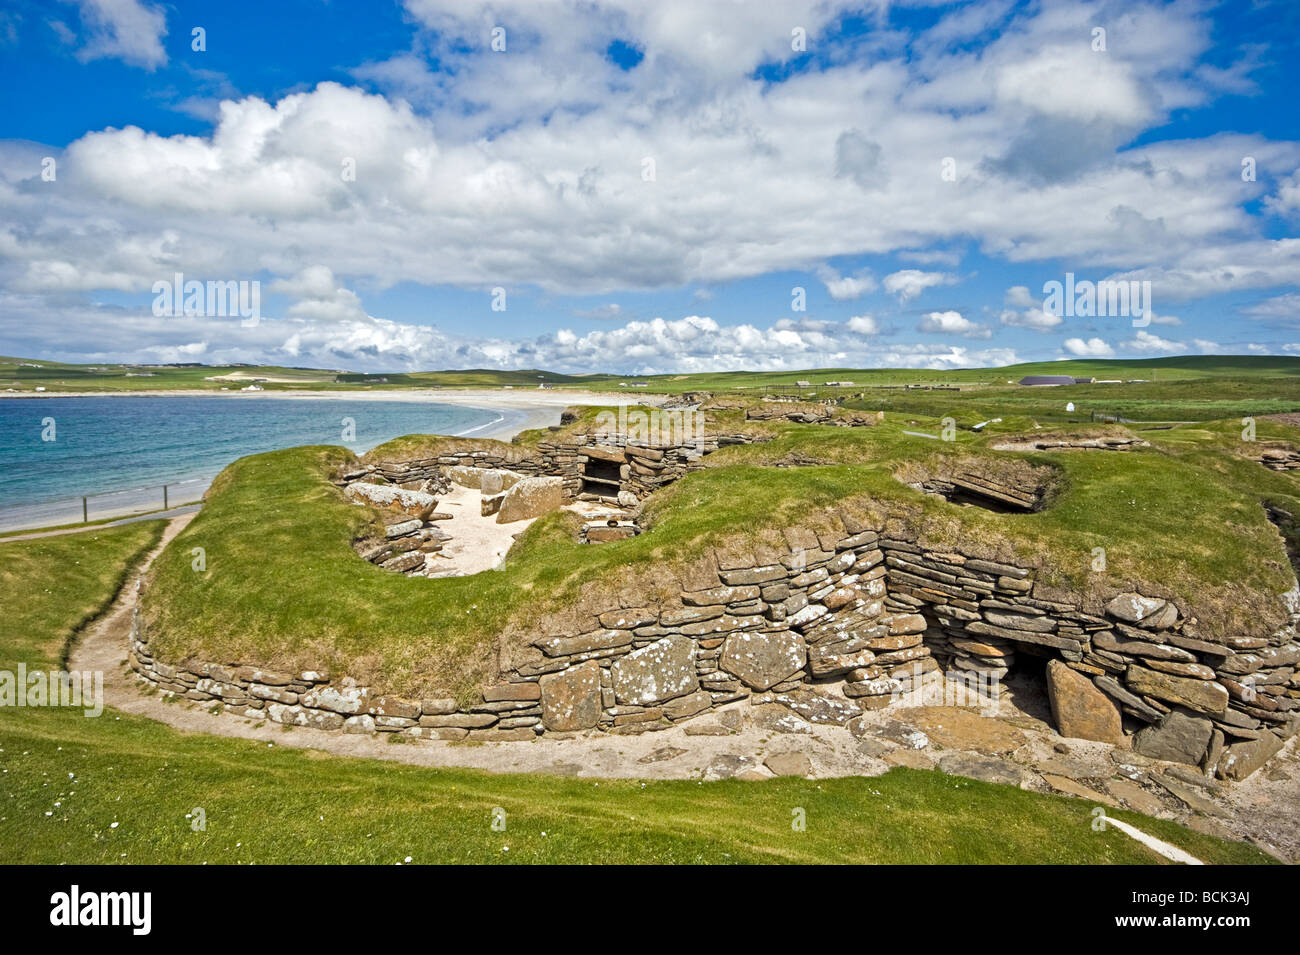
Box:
8;354;1300;413
0;523;1274;864
0;356;348;393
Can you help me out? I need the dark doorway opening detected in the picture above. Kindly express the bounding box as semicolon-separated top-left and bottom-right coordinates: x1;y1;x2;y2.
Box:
998;643;1055;724
581;458;622;498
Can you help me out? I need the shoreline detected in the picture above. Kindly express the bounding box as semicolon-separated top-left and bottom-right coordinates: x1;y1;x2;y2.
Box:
0;390;641;533
0;386;666;409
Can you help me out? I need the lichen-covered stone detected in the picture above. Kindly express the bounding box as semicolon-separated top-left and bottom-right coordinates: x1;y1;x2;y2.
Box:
265;704;345;730
367;695;421;718
539;662;602;731
343;714;376;734
1105;592;1168;624
611;637;698;705
345;482;436;516
885;613;927;635
663;690;713;720
1218;733;1286;780
1133;709;1214;765
536;628;633;657
299;685;370;715
719;630;806;690
496;476;564;523
1126;665;1229;716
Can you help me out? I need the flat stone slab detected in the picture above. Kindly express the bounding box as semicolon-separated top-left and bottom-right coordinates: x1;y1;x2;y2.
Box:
496;476;564;523
1105;778;1168;816
638;746;689;764
539;661;602;732
884;748;935;770
1039;772;1116;806
610;637;698;705
937;752;1024;787
346;482;436;516
703;754;763;780
771;690;862;725
720;630;806;690
1133;709;1213;765
894;706;1027;756
749;704;815;735
1046;659;1124;744
865;718;930;750
683;721;735;736
1105;592;1168;624
1126;666;1229;717
764;752;813;777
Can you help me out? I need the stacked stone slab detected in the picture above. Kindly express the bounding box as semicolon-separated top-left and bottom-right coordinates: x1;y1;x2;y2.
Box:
745;403;834;424
829;410;884;428
992;436;1149;452
914;472;1041;511
355;432;765;511
1252;445;1300;471
354;515;451;575
575;433;761;505
356;442;586;500
581;520;639;543
872;540;1300;779
132;511;1300;780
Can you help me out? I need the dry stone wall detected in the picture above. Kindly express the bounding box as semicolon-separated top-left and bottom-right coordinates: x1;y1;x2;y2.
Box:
1250;445;1300;471
354;441;586;499
131;506;1300;780
992;436;1149;452
348;430;764;511
572;433;758;505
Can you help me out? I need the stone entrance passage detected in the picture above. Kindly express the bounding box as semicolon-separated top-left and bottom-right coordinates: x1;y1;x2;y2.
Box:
915;471;1042;513
580;454;623;501
900;458;1056;514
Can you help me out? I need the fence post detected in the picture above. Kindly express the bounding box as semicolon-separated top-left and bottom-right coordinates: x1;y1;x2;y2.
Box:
82;497;88;523
163;484;168;510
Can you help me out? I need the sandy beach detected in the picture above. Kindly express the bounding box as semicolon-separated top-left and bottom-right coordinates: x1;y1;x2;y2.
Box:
0;388;657;532
1;387;662;440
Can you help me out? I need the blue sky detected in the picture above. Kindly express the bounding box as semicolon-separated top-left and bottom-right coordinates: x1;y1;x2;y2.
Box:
0;0;1298;373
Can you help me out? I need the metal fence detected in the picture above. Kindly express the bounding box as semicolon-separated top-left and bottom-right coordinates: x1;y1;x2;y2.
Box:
0;478;207;533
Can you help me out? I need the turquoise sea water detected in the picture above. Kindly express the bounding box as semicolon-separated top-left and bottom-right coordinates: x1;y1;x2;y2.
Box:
0;395;508;520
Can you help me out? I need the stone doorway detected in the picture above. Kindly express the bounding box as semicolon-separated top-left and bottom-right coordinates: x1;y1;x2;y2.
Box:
580;457;622;499
996;644;1057;725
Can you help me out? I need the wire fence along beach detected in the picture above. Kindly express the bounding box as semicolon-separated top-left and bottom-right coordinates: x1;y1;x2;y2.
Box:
0;394;516;534
0;478;208;533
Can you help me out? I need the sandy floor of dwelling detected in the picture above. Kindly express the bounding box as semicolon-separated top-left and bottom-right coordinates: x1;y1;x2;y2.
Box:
415;483;629;577
418;482;531;577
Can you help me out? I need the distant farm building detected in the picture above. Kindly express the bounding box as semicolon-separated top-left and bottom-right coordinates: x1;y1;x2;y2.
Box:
795;380;810;388
1018;375;1076;386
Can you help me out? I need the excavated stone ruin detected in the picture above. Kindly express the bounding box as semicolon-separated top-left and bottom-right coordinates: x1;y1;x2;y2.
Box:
900;458;1057;514
128;435;1300;782
131;497;1300;780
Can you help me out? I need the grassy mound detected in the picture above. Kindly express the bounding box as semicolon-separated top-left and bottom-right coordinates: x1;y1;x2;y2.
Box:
140;409;1300;703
